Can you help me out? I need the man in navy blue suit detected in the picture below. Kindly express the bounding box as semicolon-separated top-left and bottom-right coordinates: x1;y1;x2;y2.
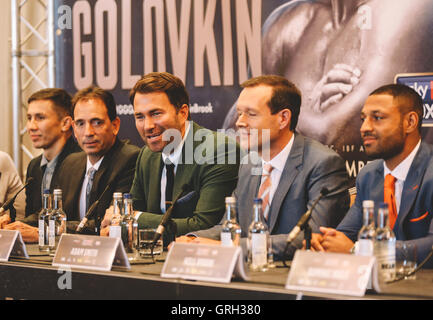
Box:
311;84;433;268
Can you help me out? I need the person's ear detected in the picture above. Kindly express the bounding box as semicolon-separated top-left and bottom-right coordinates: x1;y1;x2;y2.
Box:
404;111;419;134
61;116;73;132
178;104;189;122
279;109;292;130
111;117;121;135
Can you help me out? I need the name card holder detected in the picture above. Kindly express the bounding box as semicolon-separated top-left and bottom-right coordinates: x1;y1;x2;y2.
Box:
0;230;29;261
161;242;250;283
52;234;130;272
285;250;376;297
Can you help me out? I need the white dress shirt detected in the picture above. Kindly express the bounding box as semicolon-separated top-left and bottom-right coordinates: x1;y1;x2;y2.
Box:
79;156;104;219
260;134;294;213
160;121;191;213
383;140;421;214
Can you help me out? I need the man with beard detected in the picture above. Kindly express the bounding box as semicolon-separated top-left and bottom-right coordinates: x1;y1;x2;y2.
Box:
310;84;433;268
101;72;240;245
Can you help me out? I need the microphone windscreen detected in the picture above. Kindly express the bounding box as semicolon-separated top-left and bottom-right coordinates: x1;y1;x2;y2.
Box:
320;187;330;196
177;191;196;205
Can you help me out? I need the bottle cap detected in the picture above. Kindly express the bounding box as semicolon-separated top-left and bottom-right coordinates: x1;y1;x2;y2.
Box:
113;192;123;199
379;202;389;209
225;196;236;204
362;200;374;208
253;198;263;204
43;189;50;194
53;189;62;195
123;193;132;199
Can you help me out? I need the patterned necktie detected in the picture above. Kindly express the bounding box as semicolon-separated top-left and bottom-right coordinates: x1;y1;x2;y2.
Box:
86;167;97;212
165;161;175;211
384;174;397;230
257;163;273;222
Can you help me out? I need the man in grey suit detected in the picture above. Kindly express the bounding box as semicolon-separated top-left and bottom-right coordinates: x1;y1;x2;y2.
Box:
311;84;433;268
178;75;350;260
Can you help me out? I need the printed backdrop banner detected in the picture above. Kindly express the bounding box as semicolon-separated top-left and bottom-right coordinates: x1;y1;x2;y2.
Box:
55;0;433;182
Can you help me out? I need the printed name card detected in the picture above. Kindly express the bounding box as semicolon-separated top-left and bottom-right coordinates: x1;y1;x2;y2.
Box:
161;243;248;283
0;230;28;261
52;234;130;272
285;251;375;297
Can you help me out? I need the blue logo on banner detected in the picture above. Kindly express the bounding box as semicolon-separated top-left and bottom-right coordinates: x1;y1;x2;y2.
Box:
395;74;433;126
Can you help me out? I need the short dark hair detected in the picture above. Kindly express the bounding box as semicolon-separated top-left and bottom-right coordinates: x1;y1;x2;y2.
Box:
129;72;190;119
241;75;302;131
369;84;423;131
72;86;117;121
27;88;72;119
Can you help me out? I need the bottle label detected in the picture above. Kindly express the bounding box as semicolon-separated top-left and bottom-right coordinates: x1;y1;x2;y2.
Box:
251;233;267;267
374;241;396;281
38;219;45;246
110;225;121;239
356;239;374;256
220;232;233;247
49;220;56;247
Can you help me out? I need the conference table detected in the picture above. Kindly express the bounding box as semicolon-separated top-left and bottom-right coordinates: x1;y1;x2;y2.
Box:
0;244;432;300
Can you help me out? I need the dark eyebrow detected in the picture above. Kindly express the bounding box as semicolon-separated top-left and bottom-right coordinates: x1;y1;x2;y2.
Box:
135;108;164;116
27;112;45;117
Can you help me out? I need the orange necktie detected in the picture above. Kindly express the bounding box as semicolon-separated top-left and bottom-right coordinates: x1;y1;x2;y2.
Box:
258;164;273;222
384;174;398;230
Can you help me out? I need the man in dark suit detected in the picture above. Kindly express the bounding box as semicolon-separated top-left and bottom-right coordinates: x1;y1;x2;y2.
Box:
6;87;139;239
180;75;350;260
57;86;140;233
0;88;81;232
311;84;433;268
101;72;240;244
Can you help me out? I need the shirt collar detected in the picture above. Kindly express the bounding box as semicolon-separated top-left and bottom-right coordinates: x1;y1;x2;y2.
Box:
162;120;191;166
384;139;421;182
86;156;104;172
40;153;59;169
262;133;294;173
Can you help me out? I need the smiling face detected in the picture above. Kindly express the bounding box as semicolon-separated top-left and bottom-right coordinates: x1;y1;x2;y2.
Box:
235;85;292;160
72;98;120;164
360;94;407;162
133;92;188;152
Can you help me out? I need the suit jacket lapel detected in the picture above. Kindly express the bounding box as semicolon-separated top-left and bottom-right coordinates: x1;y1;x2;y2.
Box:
69;155;86;219
170;121;196;200
238;161;261;233
268;134;303;232
90;161;107;203
372;164;384;205
396;143;429;234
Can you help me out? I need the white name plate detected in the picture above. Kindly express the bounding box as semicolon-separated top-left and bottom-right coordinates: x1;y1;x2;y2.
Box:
286;251;375;297
0;230;28;261
52;234;130;272
161;243;248;283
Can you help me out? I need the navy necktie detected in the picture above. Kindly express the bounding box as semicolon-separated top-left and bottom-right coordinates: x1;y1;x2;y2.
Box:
165;161;175;211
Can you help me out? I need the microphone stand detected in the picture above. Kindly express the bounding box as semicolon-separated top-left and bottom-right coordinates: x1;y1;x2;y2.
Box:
304;223;312;251
0;177;34;219
150;219;177;263
150;187;195;262
282;187;330;267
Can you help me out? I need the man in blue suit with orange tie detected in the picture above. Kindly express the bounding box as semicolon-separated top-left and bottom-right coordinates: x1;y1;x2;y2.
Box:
311;84;433;268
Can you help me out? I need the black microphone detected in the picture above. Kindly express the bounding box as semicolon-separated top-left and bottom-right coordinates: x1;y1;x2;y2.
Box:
75;181;112;234
75;167;136;233
0;177;34;217
152;184;196;245
286;187;330;244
